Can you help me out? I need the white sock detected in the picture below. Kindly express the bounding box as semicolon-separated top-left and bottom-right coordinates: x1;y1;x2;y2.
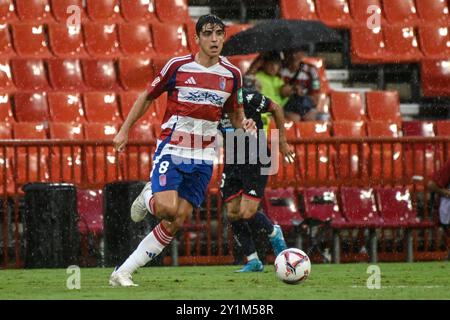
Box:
269;228;277;238
117;223;173;274
143;189;154;214
247;252;259;261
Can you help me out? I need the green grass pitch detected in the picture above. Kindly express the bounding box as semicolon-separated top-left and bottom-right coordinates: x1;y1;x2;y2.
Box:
0;262;449;299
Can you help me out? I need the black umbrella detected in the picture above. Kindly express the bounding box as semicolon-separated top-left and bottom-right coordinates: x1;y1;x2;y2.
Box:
222;19;341;56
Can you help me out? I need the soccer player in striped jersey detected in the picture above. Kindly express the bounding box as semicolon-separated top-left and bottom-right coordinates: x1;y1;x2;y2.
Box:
110;14;255;287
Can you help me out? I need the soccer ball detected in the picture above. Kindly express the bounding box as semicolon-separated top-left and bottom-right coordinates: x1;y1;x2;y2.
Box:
274;248;311;284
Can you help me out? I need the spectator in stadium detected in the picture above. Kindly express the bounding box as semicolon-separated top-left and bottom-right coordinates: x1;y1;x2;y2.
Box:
110;14;256;287
280;49;329;121
428;160;450;258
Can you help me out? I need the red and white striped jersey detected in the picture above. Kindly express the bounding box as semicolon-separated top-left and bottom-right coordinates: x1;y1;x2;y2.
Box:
146;54;243;161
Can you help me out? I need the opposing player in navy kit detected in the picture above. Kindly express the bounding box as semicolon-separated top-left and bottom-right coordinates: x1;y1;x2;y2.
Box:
219;86;295;272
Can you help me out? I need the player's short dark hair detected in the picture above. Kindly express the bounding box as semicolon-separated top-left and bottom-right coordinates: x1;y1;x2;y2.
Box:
195;14;225;36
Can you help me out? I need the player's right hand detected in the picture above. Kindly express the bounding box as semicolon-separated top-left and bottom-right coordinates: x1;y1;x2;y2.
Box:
113;129;128;152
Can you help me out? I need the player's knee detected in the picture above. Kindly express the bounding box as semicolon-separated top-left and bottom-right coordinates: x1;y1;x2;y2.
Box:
154;202;178;222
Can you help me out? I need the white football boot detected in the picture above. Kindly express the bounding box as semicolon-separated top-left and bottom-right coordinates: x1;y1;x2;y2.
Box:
130;181;153;222
109;268;138;287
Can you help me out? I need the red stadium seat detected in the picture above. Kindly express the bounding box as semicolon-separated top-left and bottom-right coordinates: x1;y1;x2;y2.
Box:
10;59;50;90
0;24;14;58
83;92;121;123
226;54;258;75
11;24;51;58
13;122;46;139
435;120;450;136
121;0;158;22
84;122;121;184
416;0;450;24
47;59;84;90
82;59;117;90
48;92;85;123
383;25;423;63
419;26;450;60
302;187;347;227
118;57;154;90
421;59;450;97
366;91;401;122
15;0;53;22
402;121;435;138
155;0;190;23
279;0;318;20
14;92;49;122
77;189;104;235
86;0;122;22
0;60;15;91
50;0;86;22
0;122;14;194
382;0;419;26
118;23;155;56
349;0;383;24
350;26;385;64
315;0;353;28
83;23;120;58
129;122;155;142
339;187;383;228
330;91;365;121
152;23;189;57
185;21;199;53
48;122;84;182
119;91;140;119
367;121;401;137
120;91;159;124
0;0;18;23
0;94;14;124
48;23;87;58
262;188;304;233
225;23;252;40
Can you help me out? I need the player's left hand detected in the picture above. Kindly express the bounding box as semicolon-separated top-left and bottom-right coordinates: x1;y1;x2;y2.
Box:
242;118;257;134
280;142;295;164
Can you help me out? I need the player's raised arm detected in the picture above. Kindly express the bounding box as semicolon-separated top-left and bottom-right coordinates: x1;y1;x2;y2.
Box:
269;101;295;163
113;91;153;152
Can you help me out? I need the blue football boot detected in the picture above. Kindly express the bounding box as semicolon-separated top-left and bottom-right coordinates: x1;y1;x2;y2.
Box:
235;259;264;273
269;225;287;256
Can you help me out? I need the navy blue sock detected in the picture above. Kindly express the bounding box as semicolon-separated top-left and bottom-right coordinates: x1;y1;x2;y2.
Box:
247;211;274;235
231;220;256;257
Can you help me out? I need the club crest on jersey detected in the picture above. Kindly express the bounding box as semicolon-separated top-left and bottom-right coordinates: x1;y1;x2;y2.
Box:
159;174;167;186
219;76;226;91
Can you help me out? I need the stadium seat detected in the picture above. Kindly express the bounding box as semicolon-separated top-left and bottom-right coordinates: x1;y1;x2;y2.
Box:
120;91;157;124
81;59;117;90
118;57;154;90
155;0;190;23
330;91;365;121
84;122;121;184
402;121;435;138
383;25;423;63
11;24;52;58
435;120;450;136
0;122;14;194
48;122;83;182
129;122;155;142
10;59;50;90
0;0;18;23
76;189;104;235
47;59;84;91
419;26;450;60
0;60;15;91
48;92;85;123
366;91;401;122
339;187;383;228
0;24;15;58
51;0;86;22
263;188;304;233
225;23;252;40
86;0;122;22
152;23;189;57
421;59;450;97
279;0;318;20
315;0;353;28
302;187;347;227
118;23;155;56
349;0;384;24
15;0;53;22
83;92;121;124
226;54;258;75
48;23;87;58
367;121;401;138
350;26;385;63
120;0;158;22
83;23;120;58
185;21;199;53
416;0;450;24
14;92;49;123
375;187;434;228
0;94;15;125
382;0;419;26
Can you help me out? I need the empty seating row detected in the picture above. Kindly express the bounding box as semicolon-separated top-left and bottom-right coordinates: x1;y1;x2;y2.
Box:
0;0;190;24
280;0;450;27
0;91;167;126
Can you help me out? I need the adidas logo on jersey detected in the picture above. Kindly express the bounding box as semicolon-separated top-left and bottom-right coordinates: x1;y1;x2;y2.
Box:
184;76;197;85
248;190;257;196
